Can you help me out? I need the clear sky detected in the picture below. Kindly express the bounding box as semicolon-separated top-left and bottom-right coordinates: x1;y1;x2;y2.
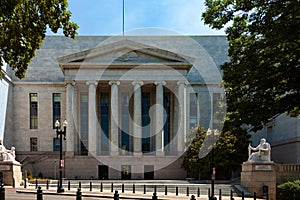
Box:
48;0;225;36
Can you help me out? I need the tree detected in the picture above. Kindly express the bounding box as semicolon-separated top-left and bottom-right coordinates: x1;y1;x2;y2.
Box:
0;0;78;79
182;123;250;180
202;0;300;131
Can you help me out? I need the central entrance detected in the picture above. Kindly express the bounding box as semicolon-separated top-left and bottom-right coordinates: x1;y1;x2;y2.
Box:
98;165;109;180
121;165;131;180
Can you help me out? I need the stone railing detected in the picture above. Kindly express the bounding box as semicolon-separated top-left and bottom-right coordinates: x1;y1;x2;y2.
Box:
276;164;300;172
276;164;300;184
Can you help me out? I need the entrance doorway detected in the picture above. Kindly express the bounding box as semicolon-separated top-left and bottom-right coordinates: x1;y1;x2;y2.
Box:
121;165;131;180
144;165;154;180
98;165;109;180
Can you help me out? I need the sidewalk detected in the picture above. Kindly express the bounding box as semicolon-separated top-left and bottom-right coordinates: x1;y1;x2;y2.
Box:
16;186;264;200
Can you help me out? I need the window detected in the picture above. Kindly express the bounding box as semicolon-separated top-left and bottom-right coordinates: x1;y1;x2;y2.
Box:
30;138;38;151
190;93;199;129
80;93;88;155
53;138;60;151
142;93;151;153
163;93;170;151
53;93;61;129
30;93;38;129
212;93;221;129
120;93;133;155
100;92;109;155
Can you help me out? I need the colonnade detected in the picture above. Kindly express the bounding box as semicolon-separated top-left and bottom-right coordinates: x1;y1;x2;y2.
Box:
65;80;187;156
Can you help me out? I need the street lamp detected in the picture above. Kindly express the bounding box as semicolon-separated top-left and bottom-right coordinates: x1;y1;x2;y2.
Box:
207;128;220;200
55;119;67;193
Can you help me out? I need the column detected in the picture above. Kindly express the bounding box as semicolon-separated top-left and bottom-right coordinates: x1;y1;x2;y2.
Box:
87;81;98;155
66;81;75;154
177;81;187;153
132;81;143;155
155;81;166;155
109;81;120;155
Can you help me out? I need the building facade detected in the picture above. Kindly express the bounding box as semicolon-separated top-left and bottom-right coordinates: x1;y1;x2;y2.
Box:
3;35;300;180
3;35;228;179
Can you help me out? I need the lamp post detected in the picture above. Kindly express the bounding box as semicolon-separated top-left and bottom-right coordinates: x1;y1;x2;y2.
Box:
55;119;67;193
207;128;219;200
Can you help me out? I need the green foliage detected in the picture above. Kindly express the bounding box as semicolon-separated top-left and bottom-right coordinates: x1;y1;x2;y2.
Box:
0;0;78;79
38;172;43;179
277;180;300;200
202;0;300;131
182;122;250;180
26;168;32;180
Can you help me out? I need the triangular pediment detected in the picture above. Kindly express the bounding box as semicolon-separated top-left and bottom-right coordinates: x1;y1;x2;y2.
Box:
58;39;194;71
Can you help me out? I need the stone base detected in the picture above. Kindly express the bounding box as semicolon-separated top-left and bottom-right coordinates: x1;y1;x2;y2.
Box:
0;161;22;187
241;162;276;200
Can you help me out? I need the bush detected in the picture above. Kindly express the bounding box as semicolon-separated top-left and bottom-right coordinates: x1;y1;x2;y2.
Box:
277;180;300;200
26;168;33;180
38;172;43;179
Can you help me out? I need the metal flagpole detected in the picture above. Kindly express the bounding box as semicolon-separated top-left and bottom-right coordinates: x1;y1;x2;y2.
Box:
123;0;125;36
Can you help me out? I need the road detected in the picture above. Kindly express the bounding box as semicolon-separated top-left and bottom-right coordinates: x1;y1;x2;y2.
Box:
5;188;116;200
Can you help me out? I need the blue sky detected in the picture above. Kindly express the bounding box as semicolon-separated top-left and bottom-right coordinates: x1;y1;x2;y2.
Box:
48;0;225;36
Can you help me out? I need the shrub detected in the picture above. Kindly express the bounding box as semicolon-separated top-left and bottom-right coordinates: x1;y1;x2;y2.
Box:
38;172;43;179
277;180;300;200
26;168;33;180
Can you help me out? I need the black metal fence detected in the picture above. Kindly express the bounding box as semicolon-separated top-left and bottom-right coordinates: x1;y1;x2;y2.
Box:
0;180;277;200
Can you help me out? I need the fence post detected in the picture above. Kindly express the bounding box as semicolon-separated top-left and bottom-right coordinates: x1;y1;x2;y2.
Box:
76;188;82;200
230;189;234;200
79;181;81;189
197;187;200;197
12;178;15;188
133;184;135;193
90;182;92;191
279;192;282;200
24;179;27;188
152;192;158;200
241;191;244;200
67;181;70;190
165;186;167;195
187;187;189;196
219;189;222;200
0;184;5;200
100;182;103;192
190;195;196;200
122;183;124;193
144;184;146;194
37;186;43;200
114;190;119;200
46;180;49;190
35;179;38;189
111;183;114;192
208;188;210;198
154;185;157;194
254;192;256;200
175;186;178;196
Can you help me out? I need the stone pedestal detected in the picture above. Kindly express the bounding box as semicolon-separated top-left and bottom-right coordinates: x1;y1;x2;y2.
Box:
241;162;276;200
0;161;22;187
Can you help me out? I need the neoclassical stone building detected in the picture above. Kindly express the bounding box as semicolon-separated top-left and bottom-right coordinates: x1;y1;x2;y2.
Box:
3;35;227;179
2;35;300;180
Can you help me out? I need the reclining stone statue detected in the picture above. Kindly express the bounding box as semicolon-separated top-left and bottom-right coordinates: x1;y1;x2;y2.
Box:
248;138;271;162
0;140;16;162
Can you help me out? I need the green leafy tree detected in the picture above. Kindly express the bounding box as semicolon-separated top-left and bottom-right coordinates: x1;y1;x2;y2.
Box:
0;0;78;79
202;0;300;131
183;123;250;180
